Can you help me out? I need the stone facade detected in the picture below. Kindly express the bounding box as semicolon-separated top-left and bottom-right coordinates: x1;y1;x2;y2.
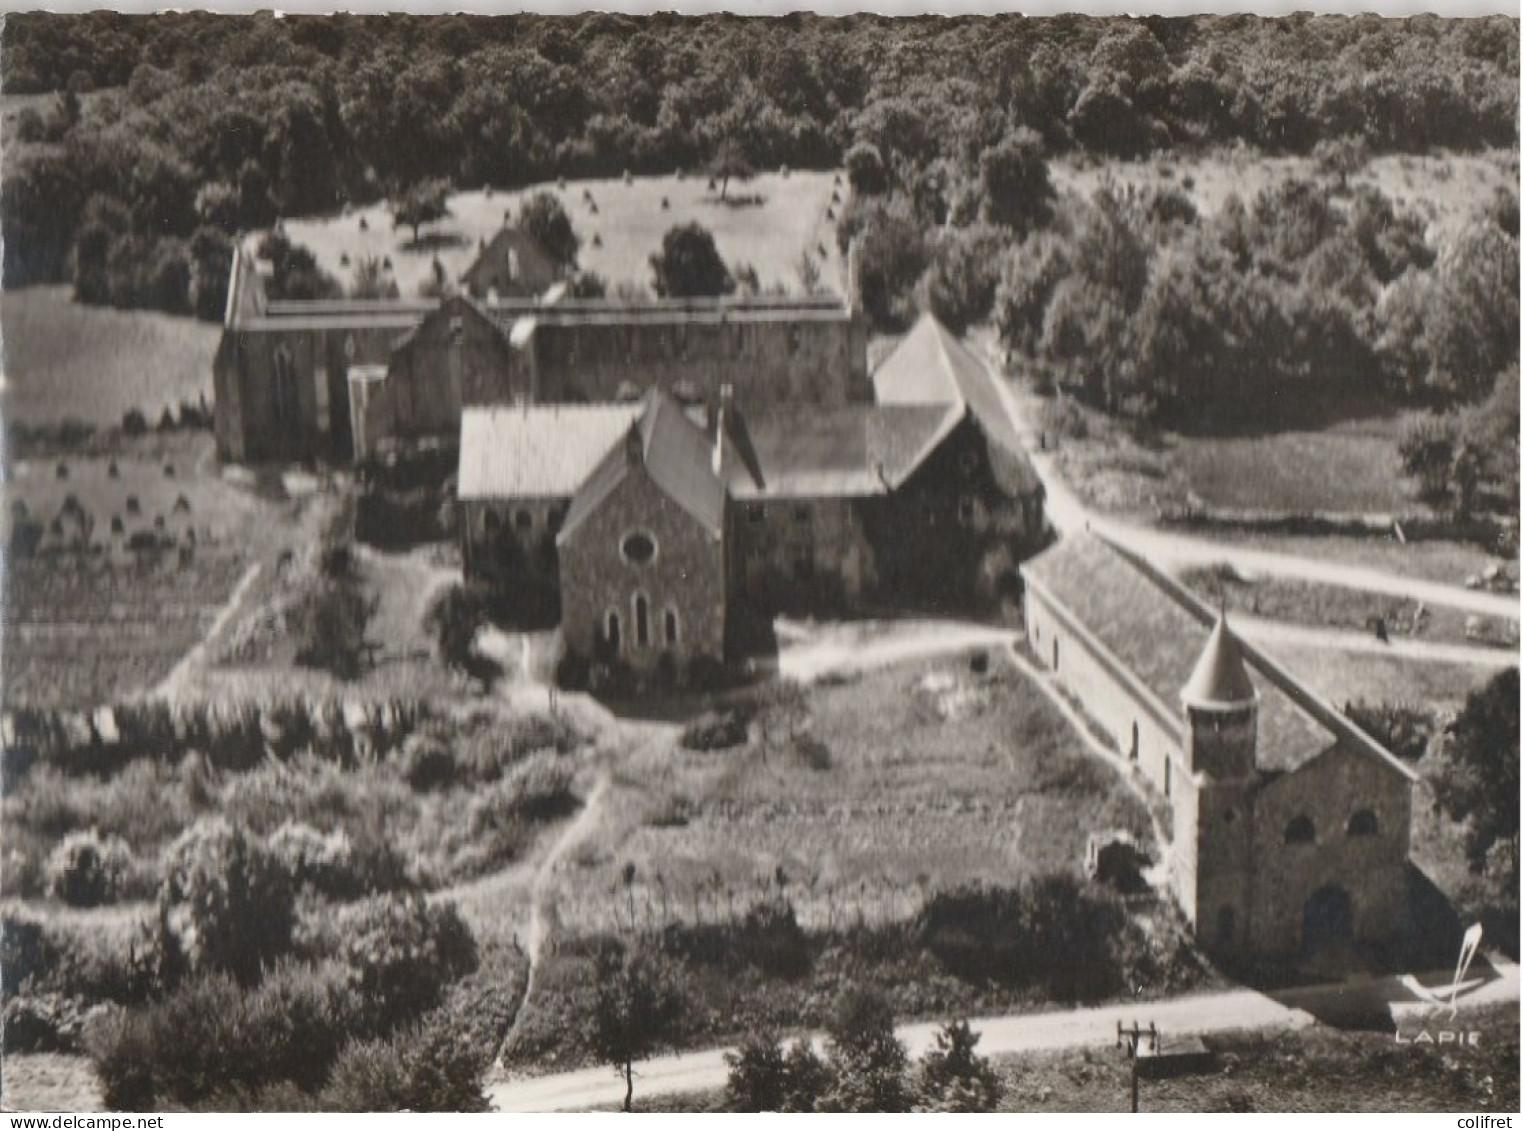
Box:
1022;534;1416;964
213;247;870;465
520;310;871;411
558;452;728;681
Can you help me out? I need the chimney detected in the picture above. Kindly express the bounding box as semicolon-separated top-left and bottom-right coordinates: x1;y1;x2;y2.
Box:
845;237;862;316
712;382;733;476
625;420;644;468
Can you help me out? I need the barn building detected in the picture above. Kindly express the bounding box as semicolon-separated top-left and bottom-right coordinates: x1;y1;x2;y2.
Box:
212;247;869;465
1021;533;1417;963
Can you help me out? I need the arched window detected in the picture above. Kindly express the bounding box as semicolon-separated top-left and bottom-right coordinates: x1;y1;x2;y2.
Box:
1129;722;1140;763
1284;815;1316;845
606;611;621;653
1164;757;1171;798
1347;809;1379;837
634;594;650;648
664;608;679;646
1051;638;1059;671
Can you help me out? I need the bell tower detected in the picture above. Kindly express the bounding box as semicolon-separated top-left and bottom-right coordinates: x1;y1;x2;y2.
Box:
1180;611;1259;959
1181;612;1258;781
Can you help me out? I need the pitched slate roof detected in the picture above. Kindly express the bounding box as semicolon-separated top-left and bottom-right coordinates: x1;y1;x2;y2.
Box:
1181;615;1258;710
1022;533;1338;775
719;404;960;499
461;226;560;292
457;404;640;500
872;313;1041;493
557;389;725;542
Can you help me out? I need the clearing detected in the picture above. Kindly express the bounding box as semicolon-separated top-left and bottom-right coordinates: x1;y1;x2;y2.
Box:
1052;148;1516;249
2;285;219;428
281;169;846;300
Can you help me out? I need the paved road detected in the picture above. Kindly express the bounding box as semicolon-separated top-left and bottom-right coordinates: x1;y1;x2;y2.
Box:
984;357;1519;624
488;960;1520;1112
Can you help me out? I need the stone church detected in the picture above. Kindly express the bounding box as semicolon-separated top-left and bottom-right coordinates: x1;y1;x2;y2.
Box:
1021;533;1417;963
457;315;1047;682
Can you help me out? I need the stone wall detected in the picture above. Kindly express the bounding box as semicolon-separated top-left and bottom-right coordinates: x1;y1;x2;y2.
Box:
529;315;871;410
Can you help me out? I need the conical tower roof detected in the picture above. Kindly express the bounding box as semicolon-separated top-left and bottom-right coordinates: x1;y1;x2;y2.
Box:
1180;613;1257;711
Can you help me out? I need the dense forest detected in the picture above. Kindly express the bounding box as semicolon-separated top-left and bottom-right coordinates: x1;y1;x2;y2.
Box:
2;13;1517;436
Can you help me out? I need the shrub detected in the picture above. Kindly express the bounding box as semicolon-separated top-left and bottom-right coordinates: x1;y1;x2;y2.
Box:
44;829;136;906
725;1029;788;1111
160;819;296;985
267;822;363;899
320;1010;490;1112
86;962;363;1110
399;734;458;793
915;1020;1002;1112
330;894;478;1033
820;986;909;1113
680;710;749;752
3;991;93;1053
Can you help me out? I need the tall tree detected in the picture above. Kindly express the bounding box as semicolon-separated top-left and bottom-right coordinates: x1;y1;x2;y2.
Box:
1433;667;1520;887
391;177;452;245
518;191;580;270
587;946;684;1112
978;127;1054;234
708;134;756;201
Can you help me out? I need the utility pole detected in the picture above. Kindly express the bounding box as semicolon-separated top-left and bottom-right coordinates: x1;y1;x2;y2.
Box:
1116;1020;1158;1113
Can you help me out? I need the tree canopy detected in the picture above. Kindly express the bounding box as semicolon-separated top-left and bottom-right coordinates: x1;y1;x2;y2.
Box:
650;222;735;298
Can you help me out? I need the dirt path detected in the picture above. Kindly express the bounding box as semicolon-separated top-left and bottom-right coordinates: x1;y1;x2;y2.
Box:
983;349;1518;623
487;959;1519;1111
1232;614;1518;668
488;771;614;1068
146;561;261;703
776;619;1018;683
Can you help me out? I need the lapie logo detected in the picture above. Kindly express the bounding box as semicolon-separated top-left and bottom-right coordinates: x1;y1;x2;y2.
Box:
1395;923;1485;1047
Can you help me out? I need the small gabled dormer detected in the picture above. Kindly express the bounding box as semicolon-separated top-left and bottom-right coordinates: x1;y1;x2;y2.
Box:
1181;613;1258;781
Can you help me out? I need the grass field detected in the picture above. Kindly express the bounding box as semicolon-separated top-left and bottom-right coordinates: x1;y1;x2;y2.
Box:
2;436;282;708
2;286;220;428
1169;418;1418;515
1183;567;1519;651
549;653;1154;940
1053;148;1516;249
282;170;846;300
1043;395;1429;518
1180;530;1509;590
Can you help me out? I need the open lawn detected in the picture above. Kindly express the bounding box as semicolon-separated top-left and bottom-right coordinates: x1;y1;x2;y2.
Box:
1169;418;1418;515
1042;395;1430;519
2;286;219;428
552;653;1154;940
281;170;846;300
1053;148;1516;250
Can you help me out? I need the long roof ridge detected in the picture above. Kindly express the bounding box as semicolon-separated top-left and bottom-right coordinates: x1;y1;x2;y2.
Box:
1097;533;1417;783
